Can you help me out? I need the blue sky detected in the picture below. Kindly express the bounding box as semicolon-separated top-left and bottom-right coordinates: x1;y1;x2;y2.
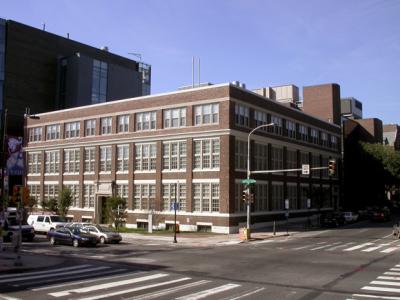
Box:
2;0;399;123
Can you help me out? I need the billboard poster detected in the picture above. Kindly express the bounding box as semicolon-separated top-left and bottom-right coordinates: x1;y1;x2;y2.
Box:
6;136;24;176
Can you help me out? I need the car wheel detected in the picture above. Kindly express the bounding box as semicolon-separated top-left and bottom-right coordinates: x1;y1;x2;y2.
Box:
50;237;56;246
100;236;105;244
73;239;79;248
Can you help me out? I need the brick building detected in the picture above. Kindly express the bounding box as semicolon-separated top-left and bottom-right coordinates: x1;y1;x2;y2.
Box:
25;83;341;233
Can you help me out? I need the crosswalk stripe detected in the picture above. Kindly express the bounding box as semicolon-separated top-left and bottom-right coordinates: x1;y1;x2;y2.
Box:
344;243;373;251
228;287;265;300
0;266;110;284
381;247;400;253
127;280;210;300
326;242;355;251
352;293;400;299
310;242;341;251
175;283;241;300
77;277;192;300
0;264;91;279
49;273;169;297
378;276;400;281
391;268;400;272
370;280;400;287
363;244;390;252
362;286;400;293
0;293;21;300
384;272;400;276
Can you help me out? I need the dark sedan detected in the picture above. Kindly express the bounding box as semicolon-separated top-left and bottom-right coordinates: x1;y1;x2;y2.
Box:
48;227;98;247
320;212;345;228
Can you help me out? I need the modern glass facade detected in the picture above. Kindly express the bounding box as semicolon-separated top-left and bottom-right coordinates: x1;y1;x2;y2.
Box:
91;59;108;104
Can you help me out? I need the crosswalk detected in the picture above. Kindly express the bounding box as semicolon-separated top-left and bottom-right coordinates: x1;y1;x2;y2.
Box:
349;263;400;300
0;264;265;300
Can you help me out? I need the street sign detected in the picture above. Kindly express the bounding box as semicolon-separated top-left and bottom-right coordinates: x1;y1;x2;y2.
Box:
302;164;310;175
285;199;290;210
241;178;256;185
170;202;179;211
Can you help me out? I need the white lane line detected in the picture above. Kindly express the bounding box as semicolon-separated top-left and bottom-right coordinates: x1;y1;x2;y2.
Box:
381;247;400;253
385;272;400;276
292;242;326;250
362;286;400;293
229;287;266;300
30;269;132;291
363;244;390;252
0;294;22;300
371;280;400;287
49;273;169;297
0;266;109;284
175;283;241;300
0;264;91;279
128;280;210;300
378;276;400;281
344;243;373;251
353;293;400;299
326;242;355;251
251;240;275;245
78;277;191;300
391;268;400;271
310;242;341;251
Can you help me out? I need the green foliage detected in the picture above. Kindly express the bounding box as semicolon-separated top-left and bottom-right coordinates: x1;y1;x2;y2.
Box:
59;188;73;217
104;196;127;229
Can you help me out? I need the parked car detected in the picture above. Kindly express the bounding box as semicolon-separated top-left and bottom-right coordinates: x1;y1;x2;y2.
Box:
27;214;68;234
320;212;345;228
47;227;98;247
3;208;35;242
343;212;359;223
83;225;122;244
65;222;92;229
370;208;391;222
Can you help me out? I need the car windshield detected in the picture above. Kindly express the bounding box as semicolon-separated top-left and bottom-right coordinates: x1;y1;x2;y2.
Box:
50;216;66;222
95;225;115;233
71;228;84;235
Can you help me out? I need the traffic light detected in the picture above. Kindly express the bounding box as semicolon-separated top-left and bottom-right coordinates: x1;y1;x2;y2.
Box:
328;159;336;176
242;188;250;202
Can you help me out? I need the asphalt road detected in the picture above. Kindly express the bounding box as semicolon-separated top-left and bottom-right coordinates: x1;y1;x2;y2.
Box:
1;219;399;300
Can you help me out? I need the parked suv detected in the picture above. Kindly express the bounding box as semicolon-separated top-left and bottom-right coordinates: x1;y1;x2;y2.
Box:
27;214;68;234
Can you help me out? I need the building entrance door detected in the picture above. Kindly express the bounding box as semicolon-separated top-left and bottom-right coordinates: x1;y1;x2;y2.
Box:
101;196;108;224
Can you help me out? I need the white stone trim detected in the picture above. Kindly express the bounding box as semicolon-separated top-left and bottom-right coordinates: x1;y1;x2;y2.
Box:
136;219;148;223
196;222;212;226
162;179;187;184
82;215;93;219
63;181;80;185
116;180;129;184
192;178;220;183
27;181;40;185
83;180;95;184
133;180;156;184
44;181;58;184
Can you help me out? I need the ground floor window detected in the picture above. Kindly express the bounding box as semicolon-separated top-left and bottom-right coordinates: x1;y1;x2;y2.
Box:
44;184;59;201
271;183;284;210
254;183;268;212
64;184;80;207
116;184;129;201
193;182;219;212
286;184;298;210
162;183;186;211
28;184;41;201
83;184;95;208
133;184;156;210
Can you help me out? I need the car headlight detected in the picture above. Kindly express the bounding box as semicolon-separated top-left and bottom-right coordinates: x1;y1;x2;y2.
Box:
81;237;88;241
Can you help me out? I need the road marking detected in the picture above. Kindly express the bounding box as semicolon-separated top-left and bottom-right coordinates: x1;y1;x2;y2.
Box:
0;264;91;279
252;240;275;245
381;247;400;253
385;272;400;276
128;280;210;300
352;293;400;299
228;287;266;299
362;286;400;293
310;242;341;251
326;242;355;251
0;266;110;284
77;277;191;300
344;243;373;251
0;294;22;300
378;276;400;281
391;268;400;272
363;244;390;252
371;280;400;287
175;283;241;300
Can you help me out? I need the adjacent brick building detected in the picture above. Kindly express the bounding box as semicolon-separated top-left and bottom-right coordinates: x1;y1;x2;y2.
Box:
25;83;341;233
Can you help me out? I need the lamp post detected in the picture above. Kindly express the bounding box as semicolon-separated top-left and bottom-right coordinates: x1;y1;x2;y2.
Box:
246;123;274;236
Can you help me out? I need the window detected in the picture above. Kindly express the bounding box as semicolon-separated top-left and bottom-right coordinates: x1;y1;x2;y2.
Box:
331;135;338;150
193;182;219;212
193;138;220;170
100;146;112;172
270;115;282;135
300;185;310;209
235;103;249;127
312;154;320;178
162;183;186;211
235;183;246;212
83;184;95;208
64;149;80;174
46;124;60;140
254;110;268;128
28;152;41;174
136;111;156;131
254;143;268;171
84;148;95;173
118;115;130;133
28;184;40;201
271;147;283;171
117;145;129;172
64;184;80;207
28;127;42;142
287;184;298;210
298;125;308;142
286;120;296;138
310;128;319;144
194;103;219;125
321;132;328;147
116;184;128;201
322;157;329;178
271;183;284;210
163;108;186;128
45;151;60;174
286;149;297;176
135;143;156;171
91;59;108;104
101;117;112;135
44;184;59;201
235;140;247;170
162;141;186;171
254;183;268;212
85;119;96;136
133;184;156;210
65;122;80;138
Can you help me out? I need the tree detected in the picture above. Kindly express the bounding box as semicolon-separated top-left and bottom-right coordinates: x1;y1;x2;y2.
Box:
104;196;127;229
58;188;73;217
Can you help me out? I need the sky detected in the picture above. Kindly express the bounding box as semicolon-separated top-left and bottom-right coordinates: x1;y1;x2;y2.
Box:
2;0;400;124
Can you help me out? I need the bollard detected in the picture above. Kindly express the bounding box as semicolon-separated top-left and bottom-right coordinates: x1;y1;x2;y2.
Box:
273;221;276;236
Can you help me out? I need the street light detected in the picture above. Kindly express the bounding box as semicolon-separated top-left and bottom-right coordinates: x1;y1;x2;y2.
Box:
246;123;274;237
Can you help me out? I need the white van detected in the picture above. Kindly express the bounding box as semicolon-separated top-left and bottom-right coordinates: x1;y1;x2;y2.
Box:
27;214;68;234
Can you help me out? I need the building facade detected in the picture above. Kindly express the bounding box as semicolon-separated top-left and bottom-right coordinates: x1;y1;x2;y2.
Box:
25;83;341;233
